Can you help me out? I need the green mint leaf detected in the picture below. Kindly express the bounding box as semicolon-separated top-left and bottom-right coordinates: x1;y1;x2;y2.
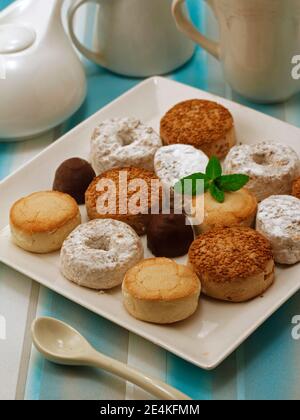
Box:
206;156;222;180
174;173;209;196
210;182;225;203
216;174;250;192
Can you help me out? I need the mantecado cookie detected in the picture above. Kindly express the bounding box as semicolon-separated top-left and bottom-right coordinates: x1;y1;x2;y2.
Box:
122;258;201;324
188;227;275;302
10;191;81;253
160;99;236;159
85;167;162;236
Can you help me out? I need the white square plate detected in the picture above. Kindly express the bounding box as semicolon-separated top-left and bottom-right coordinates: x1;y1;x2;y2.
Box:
1;77;300;370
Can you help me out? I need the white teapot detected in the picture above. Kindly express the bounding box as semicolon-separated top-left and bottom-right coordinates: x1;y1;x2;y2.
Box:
68;0;195;77
0;0;86;140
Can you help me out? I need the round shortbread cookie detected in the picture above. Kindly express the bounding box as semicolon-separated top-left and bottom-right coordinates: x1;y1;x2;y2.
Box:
192;188;258;234
122;258;201;324
10;191;81;253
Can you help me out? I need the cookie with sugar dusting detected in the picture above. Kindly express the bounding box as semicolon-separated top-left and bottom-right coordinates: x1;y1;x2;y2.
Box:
91;118;162;175
154;144;209;190
224;142;300;202
60;219;144;290
256;195;300;265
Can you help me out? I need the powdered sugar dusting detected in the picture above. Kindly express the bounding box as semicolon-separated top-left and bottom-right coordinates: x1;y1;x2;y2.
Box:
154;144;209;189
60;219;144;289
91;118;162;174
256;195;300;265
224;142;300;202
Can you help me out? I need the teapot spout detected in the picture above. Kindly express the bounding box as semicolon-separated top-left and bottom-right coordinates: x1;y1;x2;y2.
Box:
49;0;64;22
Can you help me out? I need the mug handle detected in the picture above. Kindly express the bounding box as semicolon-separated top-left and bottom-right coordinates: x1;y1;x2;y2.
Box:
172;0;220;60
67;0;106;66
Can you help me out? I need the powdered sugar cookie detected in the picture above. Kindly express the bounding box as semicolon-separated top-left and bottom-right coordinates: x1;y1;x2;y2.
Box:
224;142;300;202
60;219;144;289
91;118;162;174
154;144;209;190
256;195;300;265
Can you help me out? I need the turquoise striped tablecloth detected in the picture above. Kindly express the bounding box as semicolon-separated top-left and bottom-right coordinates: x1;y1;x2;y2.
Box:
1;0;300;400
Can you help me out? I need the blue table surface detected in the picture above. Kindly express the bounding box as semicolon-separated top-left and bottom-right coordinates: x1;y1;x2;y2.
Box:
1;0;300;400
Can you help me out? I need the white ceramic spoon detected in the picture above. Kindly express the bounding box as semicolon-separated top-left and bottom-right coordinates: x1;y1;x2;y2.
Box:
31;317;191;400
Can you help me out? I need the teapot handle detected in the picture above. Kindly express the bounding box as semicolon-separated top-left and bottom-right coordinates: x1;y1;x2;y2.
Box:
172;0;220;60
67;0;106;66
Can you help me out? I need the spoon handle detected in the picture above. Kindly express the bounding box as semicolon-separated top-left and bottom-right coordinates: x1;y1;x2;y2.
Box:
86;349;191;400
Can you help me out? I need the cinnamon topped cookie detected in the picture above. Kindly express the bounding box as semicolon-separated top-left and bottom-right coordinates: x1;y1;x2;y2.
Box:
160;99;236;159
85;167;162;236
292;177;300;199
188;227;275;302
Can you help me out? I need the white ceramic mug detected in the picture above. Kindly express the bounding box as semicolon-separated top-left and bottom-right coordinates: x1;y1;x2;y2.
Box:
68;0;195;77
173;0;300;103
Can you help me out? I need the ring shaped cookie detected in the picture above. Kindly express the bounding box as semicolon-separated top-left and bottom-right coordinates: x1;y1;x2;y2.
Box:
224;142;300;202
91;118;162;174
60;219;144;289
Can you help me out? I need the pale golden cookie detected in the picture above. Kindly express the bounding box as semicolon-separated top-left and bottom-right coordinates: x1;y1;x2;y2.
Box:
193;188;257;234
10;191;81;253
122;258;201;324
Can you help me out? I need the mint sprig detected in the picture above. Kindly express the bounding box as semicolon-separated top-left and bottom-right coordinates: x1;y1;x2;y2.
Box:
209;182;225;203
174;156;249;203
215;174;250;192
206;156;222;180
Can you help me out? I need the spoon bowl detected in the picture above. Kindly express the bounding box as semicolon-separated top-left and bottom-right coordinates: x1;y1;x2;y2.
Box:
32;317;91;365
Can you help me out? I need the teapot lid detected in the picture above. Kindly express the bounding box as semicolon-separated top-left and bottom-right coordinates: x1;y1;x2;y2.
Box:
0;24;36;54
